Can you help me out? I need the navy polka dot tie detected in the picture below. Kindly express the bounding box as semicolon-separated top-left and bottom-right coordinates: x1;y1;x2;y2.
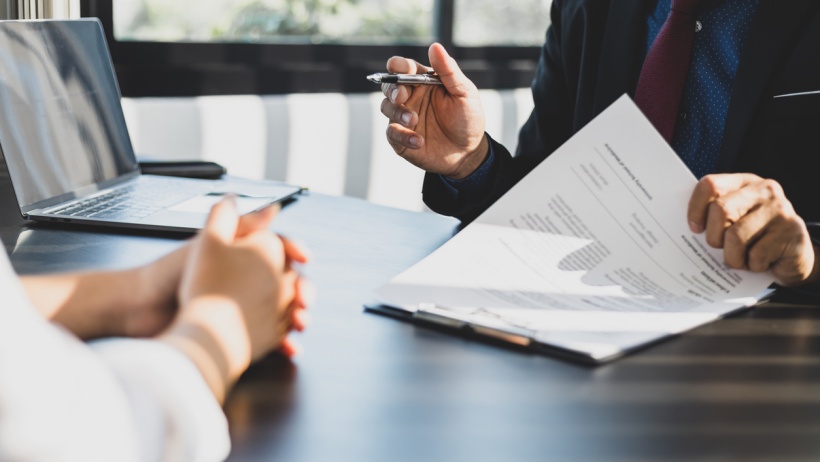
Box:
635;0;702;143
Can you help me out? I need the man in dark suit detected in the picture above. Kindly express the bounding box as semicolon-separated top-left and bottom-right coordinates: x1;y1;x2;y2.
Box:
378;0;820;287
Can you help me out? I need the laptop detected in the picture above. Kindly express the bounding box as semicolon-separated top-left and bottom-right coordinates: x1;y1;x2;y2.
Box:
0;19;302;233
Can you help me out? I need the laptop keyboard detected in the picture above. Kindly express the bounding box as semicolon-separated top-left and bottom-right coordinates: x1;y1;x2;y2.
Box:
49;178;211;220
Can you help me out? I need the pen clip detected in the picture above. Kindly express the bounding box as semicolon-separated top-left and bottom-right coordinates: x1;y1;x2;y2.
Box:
415;303;468;328
415;303;533;346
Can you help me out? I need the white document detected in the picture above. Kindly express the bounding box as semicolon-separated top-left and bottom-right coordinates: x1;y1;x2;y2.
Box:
376;95;774;361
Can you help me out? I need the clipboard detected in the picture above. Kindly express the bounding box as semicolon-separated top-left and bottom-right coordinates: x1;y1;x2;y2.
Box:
364;303;609;364
364;296;771;365
364;303;636;364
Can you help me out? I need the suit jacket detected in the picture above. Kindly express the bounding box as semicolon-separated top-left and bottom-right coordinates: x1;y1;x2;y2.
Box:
423;0;820;225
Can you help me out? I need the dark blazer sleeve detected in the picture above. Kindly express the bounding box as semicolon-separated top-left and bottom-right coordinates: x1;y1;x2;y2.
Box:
422;0;577;223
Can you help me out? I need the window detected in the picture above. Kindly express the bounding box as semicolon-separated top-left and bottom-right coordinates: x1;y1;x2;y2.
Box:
83;0;550;96
454;0;551;47
114;0;435;45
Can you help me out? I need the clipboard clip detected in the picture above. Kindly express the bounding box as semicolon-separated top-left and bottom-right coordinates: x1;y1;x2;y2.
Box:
414;303;534;347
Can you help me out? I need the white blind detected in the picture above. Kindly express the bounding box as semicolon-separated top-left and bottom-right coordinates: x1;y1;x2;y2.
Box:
15;0;79;19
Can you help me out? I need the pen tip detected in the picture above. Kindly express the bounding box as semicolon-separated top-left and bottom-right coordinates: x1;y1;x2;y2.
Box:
366;73;381;84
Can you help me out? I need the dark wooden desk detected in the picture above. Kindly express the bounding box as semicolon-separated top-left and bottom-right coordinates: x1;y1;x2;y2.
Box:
3;174;820;461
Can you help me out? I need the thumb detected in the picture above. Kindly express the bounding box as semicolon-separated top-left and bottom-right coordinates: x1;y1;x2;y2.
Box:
236;202;280;238
204;196;240;243
428;42;474;98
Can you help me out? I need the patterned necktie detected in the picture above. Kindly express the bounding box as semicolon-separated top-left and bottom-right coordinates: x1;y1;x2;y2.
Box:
634;0;702;142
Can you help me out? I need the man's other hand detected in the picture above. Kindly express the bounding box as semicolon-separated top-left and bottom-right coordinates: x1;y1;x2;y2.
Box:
688;173;819;286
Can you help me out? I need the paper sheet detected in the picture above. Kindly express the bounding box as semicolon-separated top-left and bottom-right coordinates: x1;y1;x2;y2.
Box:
376;95;774;360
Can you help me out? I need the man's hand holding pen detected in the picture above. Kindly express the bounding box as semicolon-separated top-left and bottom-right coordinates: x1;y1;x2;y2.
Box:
377;42;490;180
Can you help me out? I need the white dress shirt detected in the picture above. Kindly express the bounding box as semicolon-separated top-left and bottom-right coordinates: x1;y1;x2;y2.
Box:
0;251;230;461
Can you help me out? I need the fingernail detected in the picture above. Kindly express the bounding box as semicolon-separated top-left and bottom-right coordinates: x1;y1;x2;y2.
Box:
409;136;421;148
689;221;703;233
401;112;412;125
390;88;399;102
222;194;238;209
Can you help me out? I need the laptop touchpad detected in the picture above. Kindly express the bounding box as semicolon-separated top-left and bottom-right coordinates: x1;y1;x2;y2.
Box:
169;194;273;215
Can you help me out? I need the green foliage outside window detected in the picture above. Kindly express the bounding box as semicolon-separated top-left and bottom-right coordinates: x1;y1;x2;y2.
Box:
115;0;434;44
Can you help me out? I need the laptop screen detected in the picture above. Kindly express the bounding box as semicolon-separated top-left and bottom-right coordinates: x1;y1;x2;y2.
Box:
0;19;138;211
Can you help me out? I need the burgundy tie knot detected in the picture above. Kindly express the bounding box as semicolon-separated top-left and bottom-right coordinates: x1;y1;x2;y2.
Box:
634;0;703;142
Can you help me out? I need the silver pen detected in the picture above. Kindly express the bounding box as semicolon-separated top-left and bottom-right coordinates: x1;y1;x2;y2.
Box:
367;72;443;85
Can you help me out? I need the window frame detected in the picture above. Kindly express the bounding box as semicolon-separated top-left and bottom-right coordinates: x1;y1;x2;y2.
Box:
82;0;542;96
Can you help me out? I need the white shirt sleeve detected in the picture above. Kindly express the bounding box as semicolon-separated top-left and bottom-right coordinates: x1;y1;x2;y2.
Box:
0;252;230;462
90;338;231;462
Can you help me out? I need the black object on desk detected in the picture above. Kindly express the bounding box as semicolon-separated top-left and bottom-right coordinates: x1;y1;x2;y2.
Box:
139;161;227;180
